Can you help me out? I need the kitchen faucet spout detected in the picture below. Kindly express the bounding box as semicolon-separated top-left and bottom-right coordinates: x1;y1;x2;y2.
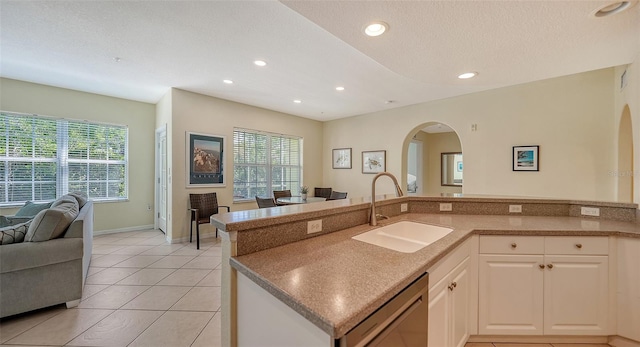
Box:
370;172;403;226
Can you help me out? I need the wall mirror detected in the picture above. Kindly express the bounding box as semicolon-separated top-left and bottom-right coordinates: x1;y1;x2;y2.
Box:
441;152;463;186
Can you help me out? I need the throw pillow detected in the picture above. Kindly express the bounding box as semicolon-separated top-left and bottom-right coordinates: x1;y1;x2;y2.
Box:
15;201;53;217
0;220;31;245
24;197;79;242
67;192;88;208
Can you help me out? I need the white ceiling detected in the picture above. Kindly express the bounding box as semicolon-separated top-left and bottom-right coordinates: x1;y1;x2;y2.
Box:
1;1;639;122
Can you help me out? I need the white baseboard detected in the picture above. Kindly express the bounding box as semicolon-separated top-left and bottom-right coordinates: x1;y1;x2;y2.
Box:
468;335;608;344
94;224;156;236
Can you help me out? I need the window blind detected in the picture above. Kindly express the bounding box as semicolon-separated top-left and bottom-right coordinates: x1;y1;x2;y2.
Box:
0;112;128;205
233;128;302;201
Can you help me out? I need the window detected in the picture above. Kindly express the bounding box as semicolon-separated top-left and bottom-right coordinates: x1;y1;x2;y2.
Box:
0;112;128;205
233;128;302;201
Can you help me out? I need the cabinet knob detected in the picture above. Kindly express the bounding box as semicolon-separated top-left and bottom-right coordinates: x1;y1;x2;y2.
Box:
575;243;583;249
547;264;554;269
539;264;545;269
511;243;517;249
452;281;457;288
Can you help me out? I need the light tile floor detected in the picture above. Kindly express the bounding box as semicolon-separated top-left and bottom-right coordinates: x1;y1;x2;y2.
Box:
0;229;222;347
0;229;614;347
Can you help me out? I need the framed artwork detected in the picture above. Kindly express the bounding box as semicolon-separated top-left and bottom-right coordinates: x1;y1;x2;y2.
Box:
362;150;386;174
513;145;539;171
186;132;225;187
332;148;352;169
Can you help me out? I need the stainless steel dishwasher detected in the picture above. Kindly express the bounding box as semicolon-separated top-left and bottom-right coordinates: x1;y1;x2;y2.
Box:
337;273;429;347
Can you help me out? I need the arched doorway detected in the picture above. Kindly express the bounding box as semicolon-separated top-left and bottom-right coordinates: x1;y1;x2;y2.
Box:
403;122;463;195
617;105;633;202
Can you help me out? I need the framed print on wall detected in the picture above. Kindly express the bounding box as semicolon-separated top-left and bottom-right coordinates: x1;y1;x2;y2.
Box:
362;150;386;174
513;145;539;171
332;148;352;169
186;132;225;187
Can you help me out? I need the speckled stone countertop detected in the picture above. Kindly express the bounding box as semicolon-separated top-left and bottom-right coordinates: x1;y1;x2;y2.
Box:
230;213;640;339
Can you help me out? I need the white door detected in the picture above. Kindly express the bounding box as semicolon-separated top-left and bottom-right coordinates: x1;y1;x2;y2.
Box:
478;254;544;335
407;140;423;195
155;126;167;233
543;255;609;335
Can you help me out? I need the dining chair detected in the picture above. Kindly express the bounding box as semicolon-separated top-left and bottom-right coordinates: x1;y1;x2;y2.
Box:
327;191;348;200
189;192;230;249
255;196;277;208
272;190;292;205
314;187;333;199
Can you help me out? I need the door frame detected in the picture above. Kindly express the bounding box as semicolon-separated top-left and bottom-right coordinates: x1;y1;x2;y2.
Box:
155;124;168;232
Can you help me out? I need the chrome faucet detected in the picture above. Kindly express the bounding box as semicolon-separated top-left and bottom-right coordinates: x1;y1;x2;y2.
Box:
370;172;404;226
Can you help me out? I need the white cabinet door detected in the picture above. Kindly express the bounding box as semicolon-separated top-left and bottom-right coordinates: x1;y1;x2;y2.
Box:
617;238;640;342
450;258;470;347
428;256;470;347
478;254;544;335
544;255;609;335
429;274;452;347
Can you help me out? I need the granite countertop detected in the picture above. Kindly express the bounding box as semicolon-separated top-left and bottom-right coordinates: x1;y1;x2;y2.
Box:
230;213;640;339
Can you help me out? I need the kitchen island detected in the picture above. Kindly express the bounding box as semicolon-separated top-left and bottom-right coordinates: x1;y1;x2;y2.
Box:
211;195;640;347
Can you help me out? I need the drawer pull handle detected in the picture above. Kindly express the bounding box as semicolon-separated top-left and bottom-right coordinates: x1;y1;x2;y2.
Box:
511;243;517;249
539;264;545;269
547;264;554;269
576;243;583;249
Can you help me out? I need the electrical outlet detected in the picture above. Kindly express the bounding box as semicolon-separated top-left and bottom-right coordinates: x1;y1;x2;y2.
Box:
581;207;600;217
307;220;322;234
509;205;522;213
439;203;452;212
400;203;408;212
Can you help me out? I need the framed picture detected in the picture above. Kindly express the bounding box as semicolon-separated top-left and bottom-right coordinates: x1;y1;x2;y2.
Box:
362;150;386;174
332;148;352;169
186;132;225;187
513;145;539;171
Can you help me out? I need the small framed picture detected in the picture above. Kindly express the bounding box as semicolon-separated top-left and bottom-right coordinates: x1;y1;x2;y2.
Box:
332;148;352;169
513;145;539;171
186;132;226;187
362;150;386;174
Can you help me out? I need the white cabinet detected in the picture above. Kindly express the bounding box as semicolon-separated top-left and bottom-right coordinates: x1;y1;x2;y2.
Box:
479;254;544;334
617;237;640;342
428;237;476;347
478;235;609;336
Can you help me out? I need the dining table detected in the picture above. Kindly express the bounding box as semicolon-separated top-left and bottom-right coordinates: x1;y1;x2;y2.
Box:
276;196;326;205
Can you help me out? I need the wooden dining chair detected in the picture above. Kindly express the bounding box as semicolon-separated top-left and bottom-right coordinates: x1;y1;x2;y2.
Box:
255;196;277;208
189;192;230;249
272;190;291;205
314;187;332;199
327;191;348;200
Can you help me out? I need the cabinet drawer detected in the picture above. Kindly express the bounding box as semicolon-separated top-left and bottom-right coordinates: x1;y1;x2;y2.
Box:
544;236;608;255
479;235;544;254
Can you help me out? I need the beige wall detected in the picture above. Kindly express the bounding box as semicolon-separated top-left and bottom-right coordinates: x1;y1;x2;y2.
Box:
614;53;640;204
165;88;324;241
324;68;617;201
424;132;463;195
0;78;156;232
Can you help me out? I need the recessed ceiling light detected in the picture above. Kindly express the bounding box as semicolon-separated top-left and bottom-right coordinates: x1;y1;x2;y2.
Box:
458;72;478;79
364;22;388;37
336;86;345;91
254;60;267;67
223;79;233;84
293;100;302;104
593;1;634;17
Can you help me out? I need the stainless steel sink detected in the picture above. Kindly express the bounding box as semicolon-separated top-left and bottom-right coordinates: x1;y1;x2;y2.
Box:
352;221;453;253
